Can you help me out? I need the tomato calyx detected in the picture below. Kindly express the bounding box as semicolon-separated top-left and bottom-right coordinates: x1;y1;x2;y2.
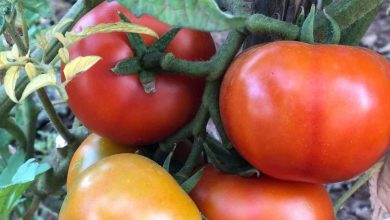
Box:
111;12;181;94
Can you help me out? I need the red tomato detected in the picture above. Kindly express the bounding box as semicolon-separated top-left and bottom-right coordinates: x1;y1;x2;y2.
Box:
64;2;215;145
60;154;201;220
220;41;390;183
191;165;334;220
66;133;137;190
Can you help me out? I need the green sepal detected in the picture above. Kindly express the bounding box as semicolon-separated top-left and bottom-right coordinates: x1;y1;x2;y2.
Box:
149;27;180;52
300;4;316;43
118;11;147;58
323;9;341;44
204;136;253;174
139;70;156;94
112;57;142;74
181;167;204;193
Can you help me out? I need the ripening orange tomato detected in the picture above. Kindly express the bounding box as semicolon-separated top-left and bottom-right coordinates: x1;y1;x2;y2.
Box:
60;154;201;220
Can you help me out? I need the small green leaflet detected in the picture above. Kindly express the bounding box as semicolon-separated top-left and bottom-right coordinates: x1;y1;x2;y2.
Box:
19;73;57;103
0;151;50;219
4;66;20;103
112;0;246;31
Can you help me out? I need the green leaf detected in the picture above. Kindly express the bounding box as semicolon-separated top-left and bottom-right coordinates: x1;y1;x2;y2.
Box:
0;156;50;219
4;66;20;103
112;0;246;32
181;168;204;193
300;4;316;43
0;151;25;186
63;56;102;84
19;73;57;103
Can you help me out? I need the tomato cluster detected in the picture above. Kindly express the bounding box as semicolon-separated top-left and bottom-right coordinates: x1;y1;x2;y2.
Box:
61;1;390;220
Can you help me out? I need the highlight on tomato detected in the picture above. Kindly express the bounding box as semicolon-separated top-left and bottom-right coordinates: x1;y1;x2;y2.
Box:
220;41;390;183
66;133;137;190
60;154;202;220
191;165;335;220
63;1;216;145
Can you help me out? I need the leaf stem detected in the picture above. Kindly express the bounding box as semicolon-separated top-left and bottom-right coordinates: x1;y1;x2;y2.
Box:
175;137;204;183
22;97;41;158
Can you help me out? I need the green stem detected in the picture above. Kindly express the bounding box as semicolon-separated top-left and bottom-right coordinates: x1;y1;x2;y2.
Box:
246;14;300;40
37;89;75;144
333;162;383;213
175;137;204;183
160;31;246;80
16;2;29;51
22;97;41;158
0;118;27;151
5;22;28;55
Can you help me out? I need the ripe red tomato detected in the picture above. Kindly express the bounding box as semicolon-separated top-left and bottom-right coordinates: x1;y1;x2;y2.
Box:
60;154;202;220
66;133;137;190
64;2;215;145
191;165;334;220
220;41;390;183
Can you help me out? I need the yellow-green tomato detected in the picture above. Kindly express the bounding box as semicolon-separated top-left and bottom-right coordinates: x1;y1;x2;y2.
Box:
60;154;201;220
66;133;137;190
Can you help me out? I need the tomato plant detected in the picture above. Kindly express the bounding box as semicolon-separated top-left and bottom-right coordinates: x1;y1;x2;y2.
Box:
191;165;335;220
220;41;390;183
60;154;201;219
66;133;137;190
64;1;216;145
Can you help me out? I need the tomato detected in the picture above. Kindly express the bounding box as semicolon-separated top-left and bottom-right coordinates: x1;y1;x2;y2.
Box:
64;2;216;145
190;165;334;220
66;133;137;190
60;154;201;220
220;41;390;183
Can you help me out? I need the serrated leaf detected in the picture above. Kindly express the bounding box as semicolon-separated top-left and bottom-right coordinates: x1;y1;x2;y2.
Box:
64;22;158;46
112;0;246;32
4;66;20;103
58;47;69;63
19;73;57;102
181;168;204;193
24;62;37;79
63;56;101;84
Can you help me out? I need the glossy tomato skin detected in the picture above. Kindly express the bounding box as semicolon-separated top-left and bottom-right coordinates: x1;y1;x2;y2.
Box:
220;41;390;183
60;154;202;220
191;165;334;220
64;2;216;145
66;133;137;190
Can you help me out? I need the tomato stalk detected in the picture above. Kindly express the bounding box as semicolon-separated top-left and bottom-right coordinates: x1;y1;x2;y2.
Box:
21;97;41;159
